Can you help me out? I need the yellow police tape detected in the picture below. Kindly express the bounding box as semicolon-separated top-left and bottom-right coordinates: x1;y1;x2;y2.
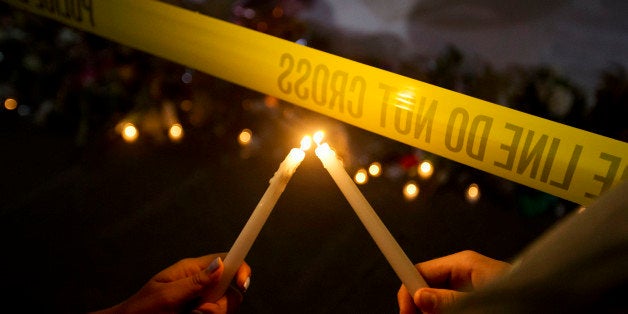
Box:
4;0;627;205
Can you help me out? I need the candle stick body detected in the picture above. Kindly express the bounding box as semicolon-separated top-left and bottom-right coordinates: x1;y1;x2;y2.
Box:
205;148;305;302
316;145;427;295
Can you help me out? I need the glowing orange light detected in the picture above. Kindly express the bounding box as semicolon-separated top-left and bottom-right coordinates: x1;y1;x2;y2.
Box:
354;168;368;185
465;183;480;203
418;160;434;179
122;123;138;143
315;142;334;159
264;95;278;108
287;147;306;165
4;98;17;110
403;181;419;201
300;135;312;151
368;162;382;177
238;129;252;146
313;131;325;145
169;123;183;141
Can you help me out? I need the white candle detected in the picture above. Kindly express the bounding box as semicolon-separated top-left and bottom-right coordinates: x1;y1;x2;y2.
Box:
315;143;428;295
205;139;309;302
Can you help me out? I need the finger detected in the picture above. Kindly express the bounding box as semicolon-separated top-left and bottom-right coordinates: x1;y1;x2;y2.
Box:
195;253;229;270
397;285;419;314
157;253;228;281
194;297;225;314
225;286;245;314
168;257;225;303
195;289;239;314
234;262;252;293
415;251;478;289
414;287;466;314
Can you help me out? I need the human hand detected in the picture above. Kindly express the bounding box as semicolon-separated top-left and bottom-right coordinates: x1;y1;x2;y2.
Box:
398;250;510;314
91;253;251;314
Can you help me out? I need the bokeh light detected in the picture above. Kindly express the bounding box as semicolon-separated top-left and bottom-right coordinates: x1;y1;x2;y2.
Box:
465;183;480;203
168;123;183;142
264;95;278;108
122;123;138;143
368;162;382;177
4;98;17;110
418;160;433;179
238;128;252;146
403;181;419;201
354;168;368;185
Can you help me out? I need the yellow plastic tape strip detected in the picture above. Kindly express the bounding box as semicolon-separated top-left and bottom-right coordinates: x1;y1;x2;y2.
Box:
4;0;627;205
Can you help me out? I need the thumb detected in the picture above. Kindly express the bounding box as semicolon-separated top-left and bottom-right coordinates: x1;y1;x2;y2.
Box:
414;288;466;313
171;257;225;302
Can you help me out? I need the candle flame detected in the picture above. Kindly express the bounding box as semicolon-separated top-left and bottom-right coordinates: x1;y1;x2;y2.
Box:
287;147;306;164
300;135;312;151
314;142;334;159
313;130;325;145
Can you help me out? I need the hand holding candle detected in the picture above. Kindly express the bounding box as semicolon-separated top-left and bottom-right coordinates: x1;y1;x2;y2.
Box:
204;136;311;302
314;136;428;296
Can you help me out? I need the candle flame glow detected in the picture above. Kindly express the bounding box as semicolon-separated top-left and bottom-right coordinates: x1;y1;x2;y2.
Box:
300;135;312;151
313;130;325;145
287;147;306;164
314;142;334;159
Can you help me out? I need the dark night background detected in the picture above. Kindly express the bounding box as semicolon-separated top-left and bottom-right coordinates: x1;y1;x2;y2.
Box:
0;1;626;313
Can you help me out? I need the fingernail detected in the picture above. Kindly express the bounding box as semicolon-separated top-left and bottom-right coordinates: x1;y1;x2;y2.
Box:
419;289;437;311
242;276;251;292
205;257;222;274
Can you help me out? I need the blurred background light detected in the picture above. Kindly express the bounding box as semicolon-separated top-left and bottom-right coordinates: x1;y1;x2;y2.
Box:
368;162;382;177
168;123;184;142
403;181;419;201
418;160;434;179
4;98;17;110
238;128;253;146
465;183;480;203
354;168;368;185
122;123;138;143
